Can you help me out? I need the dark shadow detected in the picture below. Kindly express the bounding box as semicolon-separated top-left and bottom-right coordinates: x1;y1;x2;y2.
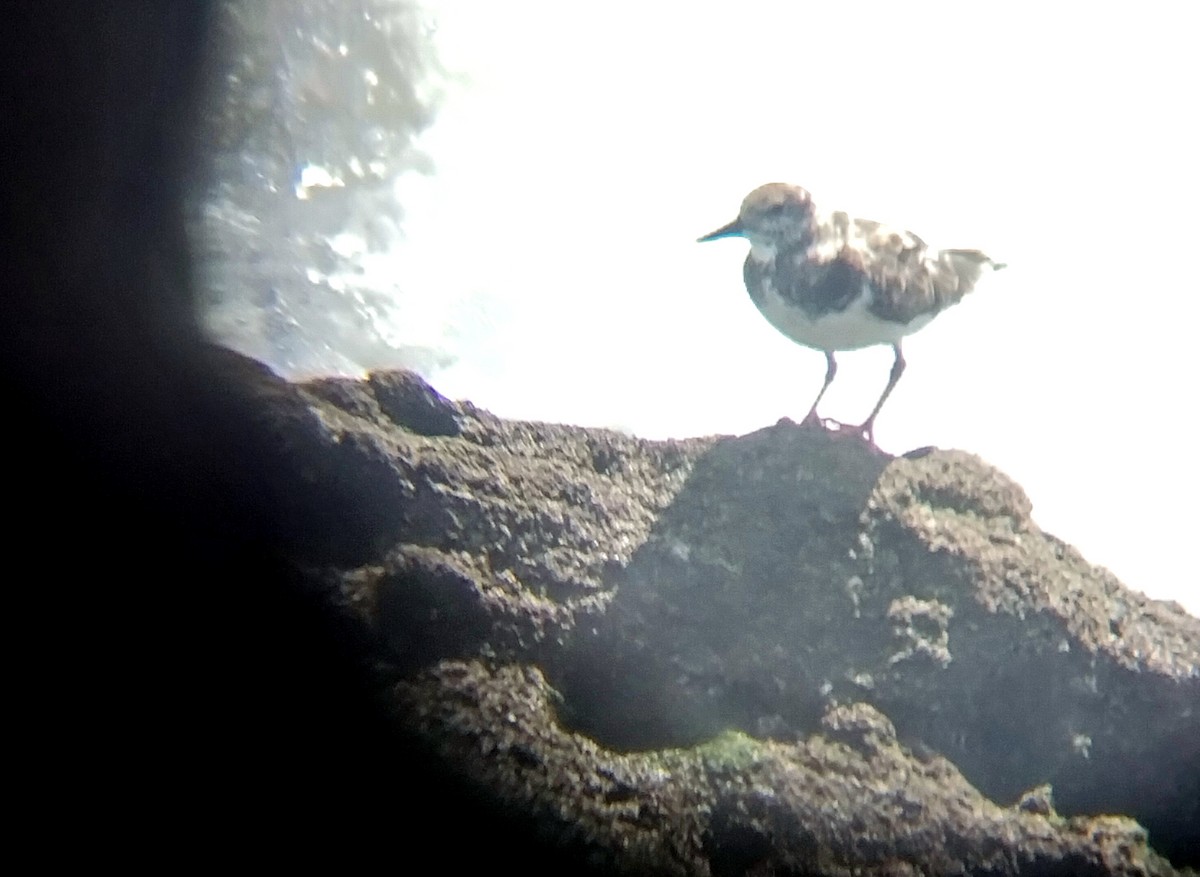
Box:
556;420;892;749
1;7;616;869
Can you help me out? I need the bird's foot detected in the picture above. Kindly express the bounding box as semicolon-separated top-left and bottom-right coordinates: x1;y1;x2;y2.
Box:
800;413;852;434
799;410;826;430
800;412;859;435
799;412;882;449
825;419;880;448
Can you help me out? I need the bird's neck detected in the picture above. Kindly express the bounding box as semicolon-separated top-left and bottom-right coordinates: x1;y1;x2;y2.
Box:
748;241;778;263
748;227;815;265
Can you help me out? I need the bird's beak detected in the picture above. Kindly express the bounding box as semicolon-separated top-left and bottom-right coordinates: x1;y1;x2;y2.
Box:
697;218;744;243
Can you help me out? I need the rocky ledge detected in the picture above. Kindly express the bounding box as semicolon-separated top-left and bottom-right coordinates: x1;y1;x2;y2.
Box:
235;357;1198;874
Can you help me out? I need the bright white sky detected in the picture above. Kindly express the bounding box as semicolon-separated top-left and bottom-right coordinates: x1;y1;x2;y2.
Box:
377;2;1198;614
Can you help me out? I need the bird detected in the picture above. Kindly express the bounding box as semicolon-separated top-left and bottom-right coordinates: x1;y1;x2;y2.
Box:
698;183;1004;444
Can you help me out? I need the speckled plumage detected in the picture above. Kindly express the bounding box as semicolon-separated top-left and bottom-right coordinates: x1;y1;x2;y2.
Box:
699;182;1004;442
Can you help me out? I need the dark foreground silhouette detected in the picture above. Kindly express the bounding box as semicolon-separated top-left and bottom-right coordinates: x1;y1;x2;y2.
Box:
4;5;564;864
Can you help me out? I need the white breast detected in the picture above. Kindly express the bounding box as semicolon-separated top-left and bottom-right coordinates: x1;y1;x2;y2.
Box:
754;279;934;351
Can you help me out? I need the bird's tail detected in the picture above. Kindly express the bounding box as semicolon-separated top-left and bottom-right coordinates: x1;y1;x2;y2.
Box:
938;248;1005;288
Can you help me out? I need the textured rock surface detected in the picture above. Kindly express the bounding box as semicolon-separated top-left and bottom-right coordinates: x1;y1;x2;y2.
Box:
235;364;1198;873
398;661;1169;876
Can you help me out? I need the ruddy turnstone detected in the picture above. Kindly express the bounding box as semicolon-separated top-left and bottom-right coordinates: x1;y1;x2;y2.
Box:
699;183;1004;443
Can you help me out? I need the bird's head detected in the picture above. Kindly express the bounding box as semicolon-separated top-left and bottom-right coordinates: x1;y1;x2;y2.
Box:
697;183;816;256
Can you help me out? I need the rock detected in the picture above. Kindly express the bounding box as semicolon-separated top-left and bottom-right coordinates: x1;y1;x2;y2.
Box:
257;366;1197;872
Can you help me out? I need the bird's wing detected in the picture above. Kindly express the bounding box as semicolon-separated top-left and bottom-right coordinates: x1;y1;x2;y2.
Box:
851;216;929;255
819;218;946;323
765;215;926;320
807;215;1001;324
776;214;998;324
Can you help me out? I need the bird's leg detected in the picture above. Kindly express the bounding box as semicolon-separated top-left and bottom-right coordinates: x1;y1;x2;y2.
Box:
851;342;906;444
800;351;837;428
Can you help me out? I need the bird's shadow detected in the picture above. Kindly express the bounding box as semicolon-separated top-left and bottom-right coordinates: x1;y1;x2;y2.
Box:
553;419;894;750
